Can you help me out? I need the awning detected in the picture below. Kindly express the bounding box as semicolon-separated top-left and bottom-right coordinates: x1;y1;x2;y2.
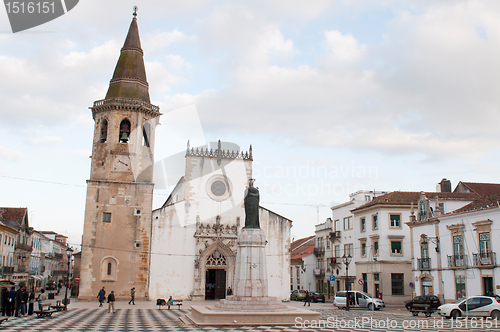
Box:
30;275;44;280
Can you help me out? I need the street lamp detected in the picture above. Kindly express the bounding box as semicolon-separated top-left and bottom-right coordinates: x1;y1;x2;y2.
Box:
342;253;352;311
63;247;73;310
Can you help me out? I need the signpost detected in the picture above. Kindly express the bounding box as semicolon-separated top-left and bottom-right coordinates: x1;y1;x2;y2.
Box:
358;278;364;285
330;275;335;282
74;276;80;282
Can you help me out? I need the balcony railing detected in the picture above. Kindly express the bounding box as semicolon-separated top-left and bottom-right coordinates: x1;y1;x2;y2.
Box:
15;242;33;252
473;252;496;266
54;253;63;259
314;247;325;255
417;258;431;270
447;254;468;268
313;269;325;277
52;269;68;276
16;265;27;272
1;267;13;274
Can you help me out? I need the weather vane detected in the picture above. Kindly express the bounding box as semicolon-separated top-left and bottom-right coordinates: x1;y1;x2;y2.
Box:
133;6;138;17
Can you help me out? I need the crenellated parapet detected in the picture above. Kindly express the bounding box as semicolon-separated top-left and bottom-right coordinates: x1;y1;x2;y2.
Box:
186;140;253;165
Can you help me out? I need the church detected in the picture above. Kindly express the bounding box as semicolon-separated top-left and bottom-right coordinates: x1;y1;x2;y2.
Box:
79;11;292;302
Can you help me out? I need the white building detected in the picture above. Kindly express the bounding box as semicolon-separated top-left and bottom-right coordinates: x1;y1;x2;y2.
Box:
0;221;17;279
290;236;316;292
29;230;44;289
314;190;386;300
150;142;292;301
409;185;500;303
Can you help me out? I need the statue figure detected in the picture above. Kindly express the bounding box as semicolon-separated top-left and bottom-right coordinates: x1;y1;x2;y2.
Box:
244;179;260;229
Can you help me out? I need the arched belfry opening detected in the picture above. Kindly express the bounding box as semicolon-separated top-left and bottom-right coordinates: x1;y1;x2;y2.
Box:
100;119;108;143
143;121;150;147
119;119;131;143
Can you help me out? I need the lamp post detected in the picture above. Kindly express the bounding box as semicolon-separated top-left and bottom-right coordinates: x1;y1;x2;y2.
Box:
64;248;73;311
342;253;352;311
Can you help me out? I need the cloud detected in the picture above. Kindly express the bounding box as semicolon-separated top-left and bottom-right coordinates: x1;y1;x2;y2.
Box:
0;146;26;161
323;30;366;62
25;136;63;145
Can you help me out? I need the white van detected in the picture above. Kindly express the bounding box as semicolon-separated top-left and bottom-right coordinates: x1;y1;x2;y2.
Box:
334;291;385;310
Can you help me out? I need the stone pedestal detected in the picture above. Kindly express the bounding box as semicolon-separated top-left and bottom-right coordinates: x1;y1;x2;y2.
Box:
185;228;320;325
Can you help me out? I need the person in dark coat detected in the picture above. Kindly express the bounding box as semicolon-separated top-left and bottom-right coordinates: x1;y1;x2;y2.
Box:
107;291;115;313
1;287;7;316
303;290;311;306
21;287;28;316
28;288;35;315
97;287;106;307
6;287;16;316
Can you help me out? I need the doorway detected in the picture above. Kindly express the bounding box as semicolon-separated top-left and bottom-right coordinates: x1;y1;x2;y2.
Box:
374;283;380;299
205;269;226;300
483;277;494;296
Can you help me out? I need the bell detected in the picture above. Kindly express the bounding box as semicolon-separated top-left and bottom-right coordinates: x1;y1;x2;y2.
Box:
120;132;129;142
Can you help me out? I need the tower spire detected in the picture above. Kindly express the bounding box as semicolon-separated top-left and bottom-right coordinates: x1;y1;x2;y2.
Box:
105;7;150;103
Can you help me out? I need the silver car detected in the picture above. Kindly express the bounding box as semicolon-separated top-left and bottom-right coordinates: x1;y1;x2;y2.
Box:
436;296;500;319
334;290;385;310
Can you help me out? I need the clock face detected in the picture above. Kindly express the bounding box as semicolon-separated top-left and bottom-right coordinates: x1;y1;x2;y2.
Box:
113;156;131;172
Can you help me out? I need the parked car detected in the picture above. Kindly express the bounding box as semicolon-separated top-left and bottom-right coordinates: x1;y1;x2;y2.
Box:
334;290;385;310
436;296;500;319
405;295;441;316
312;292;326;303
290;290;307;301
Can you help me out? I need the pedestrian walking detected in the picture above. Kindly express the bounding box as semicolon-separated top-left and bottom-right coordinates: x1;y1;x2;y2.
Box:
128;287;135;305
304;290;311;306
107;291;116;313
97;287;105;307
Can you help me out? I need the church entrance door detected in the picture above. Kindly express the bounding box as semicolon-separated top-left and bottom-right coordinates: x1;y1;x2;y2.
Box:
205;269;226;300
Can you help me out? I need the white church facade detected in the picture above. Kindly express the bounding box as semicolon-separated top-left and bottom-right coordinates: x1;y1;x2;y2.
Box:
150;142;292;301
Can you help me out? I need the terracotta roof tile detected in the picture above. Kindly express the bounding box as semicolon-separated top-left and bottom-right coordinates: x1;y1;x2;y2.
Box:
0;207;27;224
291;235;315;260
455;182;500;197
450;192;500;215
352;191;478;212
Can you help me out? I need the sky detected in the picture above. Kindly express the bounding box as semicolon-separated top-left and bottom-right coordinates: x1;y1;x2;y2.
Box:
1;0;500;248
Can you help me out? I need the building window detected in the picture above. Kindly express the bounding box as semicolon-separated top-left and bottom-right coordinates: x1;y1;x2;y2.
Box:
456;276;466;299
326;236;330;249
361;243;366;257
390;214;401;228
365;195;371;201
453;235;464;256
101;256;118;281
479;232;491;256
391;273;404;295
119;119;131;143
372;215;378;230
344;243;353;256
374;241;379;256
360;218;366;232
421;240;429;259
334;245;340;258
391;241;402;255
374;273;379;281
103;212;112;223
343;217;353;230
334;219;339;231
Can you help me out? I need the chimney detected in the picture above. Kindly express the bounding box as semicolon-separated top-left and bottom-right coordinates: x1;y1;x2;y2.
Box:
439;178;451;192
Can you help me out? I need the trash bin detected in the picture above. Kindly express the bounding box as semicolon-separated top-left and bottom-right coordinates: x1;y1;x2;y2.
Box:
48;292;55;299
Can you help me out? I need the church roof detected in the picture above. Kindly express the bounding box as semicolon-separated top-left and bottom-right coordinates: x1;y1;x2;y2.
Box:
105;11;150;103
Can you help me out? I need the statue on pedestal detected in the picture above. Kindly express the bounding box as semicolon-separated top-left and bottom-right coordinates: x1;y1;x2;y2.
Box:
244;179;260;229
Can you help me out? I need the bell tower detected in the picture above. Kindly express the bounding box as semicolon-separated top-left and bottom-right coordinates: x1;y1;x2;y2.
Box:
79;9;161;300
